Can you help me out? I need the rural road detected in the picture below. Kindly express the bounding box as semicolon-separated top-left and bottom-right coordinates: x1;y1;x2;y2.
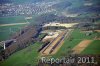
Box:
0;22;29;27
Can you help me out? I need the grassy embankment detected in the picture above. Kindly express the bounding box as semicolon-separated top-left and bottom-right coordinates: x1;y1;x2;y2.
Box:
0;42;42;66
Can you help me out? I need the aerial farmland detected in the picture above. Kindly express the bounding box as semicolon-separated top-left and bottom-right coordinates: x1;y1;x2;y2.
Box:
0;0;100;66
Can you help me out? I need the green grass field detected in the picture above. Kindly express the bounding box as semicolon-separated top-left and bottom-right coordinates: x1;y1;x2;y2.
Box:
81;40;100;54
38;33;46;39
53;39;82;58
71;29;98;40
0;16;26;24
52;29;99;58
52;29;82;58
0;15;37;24
0;15;37;41
0;42;42;66
0;25;26;41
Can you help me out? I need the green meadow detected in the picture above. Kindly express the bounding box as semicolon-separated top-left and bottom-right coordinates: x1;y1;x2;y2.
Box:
0;25;26;41
81;40;100;54
0;16;26;24
53;29;99;58
0;42;42;66
0;15;37;41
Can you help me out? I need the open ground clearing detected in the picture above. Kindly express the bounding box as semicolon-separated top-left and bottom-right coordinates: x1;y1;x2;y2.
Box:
81;40;100;54
72;40;93;54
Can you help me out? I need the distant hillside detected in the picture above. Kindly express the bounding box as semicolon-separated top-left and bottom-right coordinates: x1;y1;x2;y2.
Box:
52;1;72;10
0;0;55;4
67;0;100;14
34;13;58;23
0;0;11;4
12;0;43;3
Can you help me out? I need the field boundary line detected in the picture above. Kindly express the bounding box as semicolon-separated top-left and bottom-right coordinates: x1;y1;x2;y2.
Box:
72;40;93;54
0;22;29;27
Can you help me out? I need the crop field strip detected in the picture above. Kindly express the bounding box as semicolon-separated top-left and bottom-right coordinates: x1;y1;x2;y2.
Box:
81;40;100;54
52;29;99;58
0;25;26;41
72;40;93;54
0;22;29;27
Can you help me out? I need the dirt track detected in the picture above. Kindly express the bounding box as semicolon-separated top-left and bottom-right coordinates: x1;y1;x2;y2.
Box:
95;30;100;32
41;29;72;55
72;40;93;54
41;31;66;55
0;22;29;27
52;29;73;54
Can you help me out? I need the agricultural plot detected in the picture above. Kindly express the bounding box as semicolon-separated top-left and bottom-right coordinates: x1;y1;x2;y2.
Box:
81;40;100;54
71;29;98;40
0;25;26;41
0;15;37;41
72;40;93;54
0;16;37;24
0;16;26;24
52;29;99;58
53;39;82;58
